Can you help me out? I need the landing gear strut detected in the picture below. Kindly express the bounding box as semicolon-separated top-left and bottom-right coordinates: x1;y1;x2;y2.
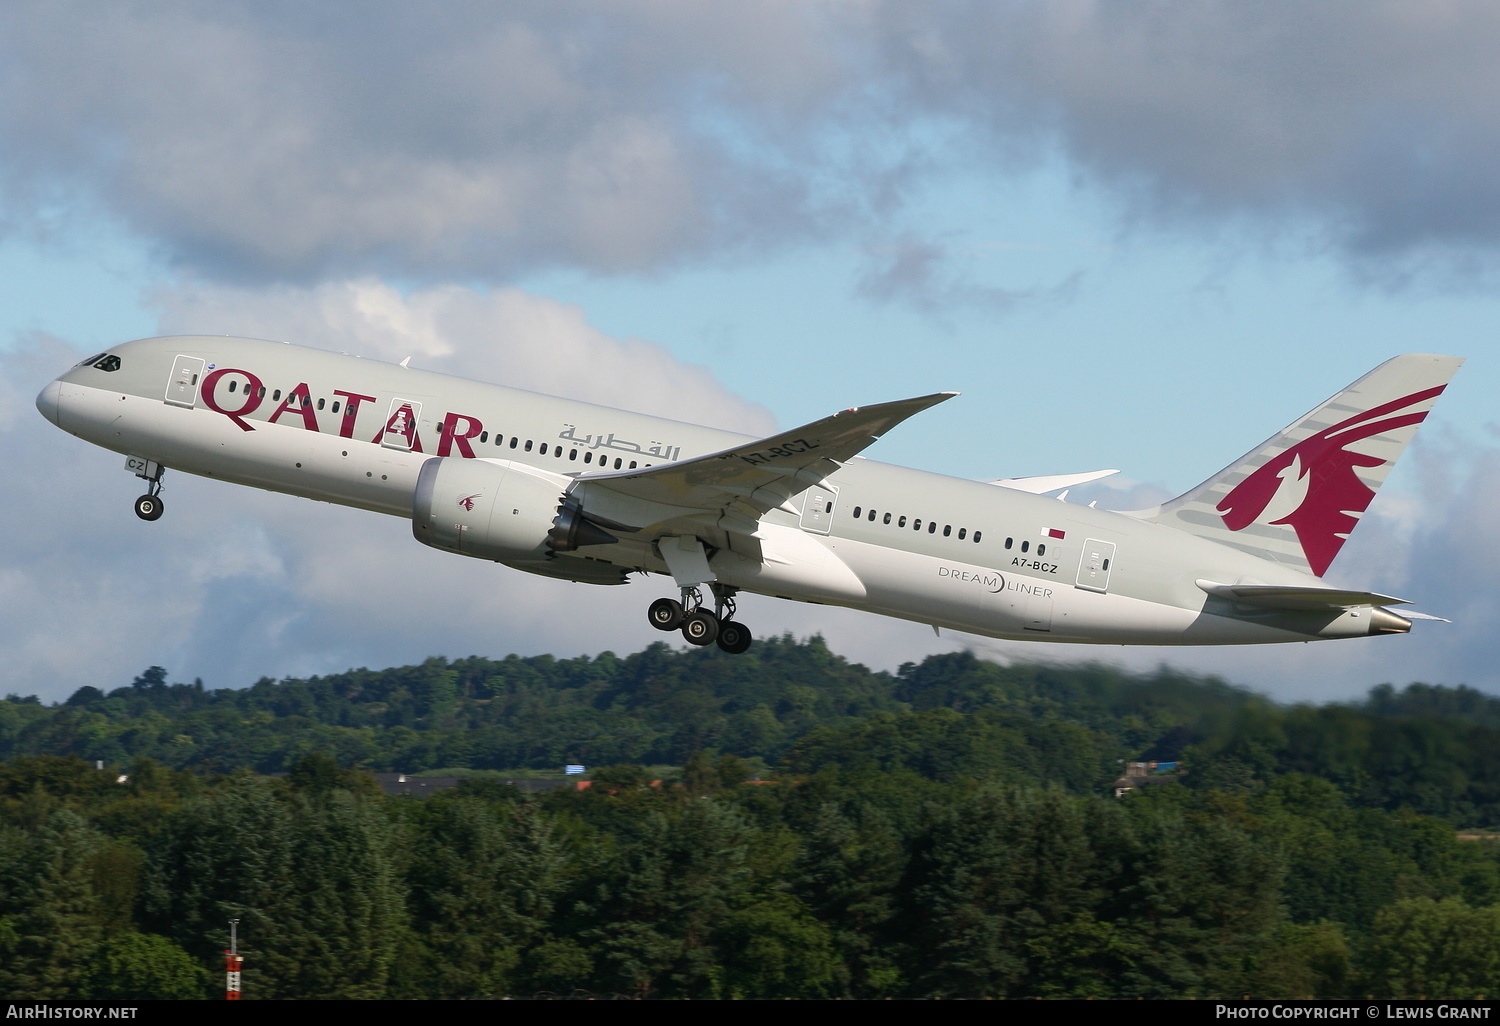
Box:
128;457;165;522
644;584;753;654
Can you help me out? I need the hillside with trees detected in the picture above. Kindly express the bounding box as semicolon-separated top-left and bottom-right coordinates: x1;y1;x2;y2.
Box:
4;637;1500;998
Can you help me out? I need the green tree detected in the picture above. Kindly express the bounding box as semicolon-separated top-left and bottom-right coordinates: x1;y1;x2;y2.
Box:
1362;898;1500;998
0;810;107;998
82;932;207;999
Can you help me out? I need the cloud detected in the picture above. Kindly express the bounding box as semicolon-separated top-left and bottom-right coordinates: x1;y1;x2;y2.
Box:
10;4;1500;288
153;279;775;432
0;1;867;282
873;2;1500;281
855;232;1083;318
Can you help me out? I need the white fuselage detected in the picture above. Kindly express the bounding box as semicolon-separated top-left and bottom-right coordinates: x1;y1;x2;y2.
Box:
38;336;1396;646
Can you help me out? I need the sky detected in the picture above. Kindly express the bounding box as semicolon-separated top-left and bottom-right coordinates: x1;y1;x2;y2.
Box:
3;1;1500;705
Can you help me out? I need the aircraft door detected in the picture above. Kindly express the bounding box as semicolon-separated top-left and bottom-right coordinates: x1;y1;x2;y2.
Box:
798;484;839;535
1023;592;1053;632
380;398;423;451
1076;538;1116;593
164;356;205;408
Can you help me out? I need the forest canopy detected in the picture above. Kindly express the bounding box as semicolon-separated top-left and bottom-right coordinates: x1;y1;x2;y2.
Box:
4;637;1500;998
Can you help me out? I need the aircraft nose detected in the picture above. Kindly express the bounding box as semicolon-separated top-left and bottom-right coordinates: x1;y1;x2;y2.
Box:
36;379;62;427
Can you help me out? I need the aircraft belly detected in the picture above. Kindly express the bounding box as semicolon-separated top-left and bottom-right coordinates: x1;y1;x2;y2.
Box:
710;524;867;603
834;538;1330;645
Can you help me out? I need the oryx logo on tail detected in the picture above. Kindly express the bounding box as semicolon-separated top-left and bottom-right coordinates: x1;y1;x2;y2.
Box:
1216;386;1445;575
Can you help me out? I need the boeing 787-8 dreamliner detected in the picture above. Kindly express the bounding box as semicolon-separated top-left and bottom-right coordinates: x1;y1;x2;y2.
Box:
37;337;1460;654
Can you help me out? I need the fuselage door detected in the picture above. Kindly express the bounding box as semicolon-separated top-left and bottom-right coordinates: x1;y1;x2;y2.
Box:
1076;538;1116;593
164;356;205;408
380;398;423;451
1023;592;1053;632
798;484;839;535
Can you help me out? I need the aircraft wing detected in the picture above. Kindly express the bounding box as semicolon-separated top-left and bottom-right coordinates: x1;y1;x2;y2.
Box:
569;392;956;528
1196;580;1409;611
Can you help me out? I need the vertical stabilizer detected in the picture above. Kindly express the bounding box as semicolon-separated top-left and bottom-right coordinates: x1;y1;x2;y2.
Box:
1133;354;1463;576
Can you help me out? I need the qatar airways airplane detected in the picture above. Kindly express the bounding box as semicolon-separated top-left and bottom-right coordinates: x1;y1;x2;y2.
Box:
36;337;1460;654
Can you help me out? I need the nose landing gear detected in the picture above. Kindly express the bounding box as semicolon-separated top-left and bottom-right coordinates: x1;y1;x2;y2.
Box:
127;457;166;521
133;493;164;521
645;584;752;654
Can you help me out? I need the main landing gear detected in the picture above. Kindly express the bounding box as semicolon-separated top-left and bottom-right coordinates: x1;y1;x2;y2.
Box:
647;584;752;655
128;457;166;522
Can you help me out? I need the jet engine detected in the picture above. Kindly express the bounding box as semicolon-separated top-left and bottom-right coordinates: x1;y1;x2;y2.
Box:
412;457;616;562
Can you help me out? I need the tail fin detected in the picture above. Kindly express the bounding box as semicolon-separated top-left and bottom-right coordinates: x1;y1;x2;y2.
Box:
1133;354;1463;576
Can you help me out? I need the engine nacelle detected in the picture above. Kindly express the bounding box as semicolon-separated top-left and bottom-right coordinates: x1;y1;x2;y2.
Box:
412;457;585;562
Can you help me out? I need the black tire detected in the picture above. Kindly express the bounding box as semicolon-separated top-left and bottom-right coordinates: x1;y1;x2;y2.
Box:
716;621;752;655
680;610;719;646
134;494;164;521
648;598;684;632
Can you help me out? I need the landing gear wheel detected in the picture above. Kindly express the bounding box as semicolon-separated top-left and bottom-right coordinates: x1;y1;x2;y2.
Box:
134;494;164;521
648;598;685;632
715;620;752;655
680;610;719;646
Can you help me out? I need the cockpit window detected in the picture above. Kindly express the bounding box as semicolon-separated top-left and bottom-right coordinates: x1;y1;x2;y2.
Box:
91;355;121;372
77;353;106;367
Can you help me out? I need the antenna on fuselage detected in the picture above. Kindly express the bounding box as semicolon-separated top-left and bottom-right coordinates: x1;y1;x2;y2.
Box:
399;356;412;368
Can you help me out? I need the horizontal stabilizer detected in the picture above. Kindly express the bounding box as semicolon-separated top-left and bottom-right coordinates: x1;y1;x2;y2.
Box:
1196;580;1408;611
988;469;1119;494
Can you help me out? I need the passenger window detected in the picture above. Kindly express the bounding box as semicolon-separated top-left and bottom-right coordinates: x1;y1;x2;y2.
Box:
557;448;565;459
958;528;966;540
868;509;877;522
258;387;267;399
853;506;862;519
629;461;637;469
913;518;921;530
928;522;937;534
526;440;534;452
317;398;325;410
1005;537;1013;549
614;458;622;469
227;381;238;393
569;448;577;460
302;395;311;407
943;525;951;537
1038;543;1046;556
480;431;488;443
974;531;982;543
1102;559;1110;571
883;513;891;525
539;443;548;455
1021;541;1030;553
273;390;282;401
332;401;340;413
584;451;592;463
898;516;907;527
